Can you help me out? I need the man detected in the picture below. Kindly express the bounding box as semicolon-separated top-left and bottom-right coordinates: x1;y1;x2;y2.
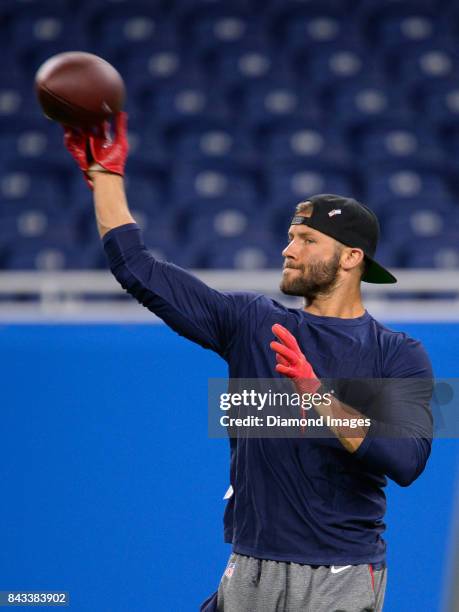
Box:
63;113;433;612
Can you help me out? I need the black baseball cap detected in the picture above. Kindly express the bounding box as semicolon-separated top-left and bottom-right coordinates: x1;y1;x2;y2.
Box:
290;194;397;284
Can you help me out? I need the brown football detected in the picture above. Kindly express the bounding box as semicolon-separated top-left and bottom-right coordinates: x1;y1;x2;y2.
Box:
34;51;125;128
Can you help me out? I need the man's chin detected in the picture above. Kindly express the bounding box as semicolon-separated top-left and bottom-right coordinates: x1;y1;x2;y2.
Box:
280;278;304;297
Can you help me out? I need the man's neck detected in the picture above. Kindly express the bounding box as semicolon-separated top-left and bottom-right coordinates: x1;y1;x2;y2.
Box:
304;293;365;319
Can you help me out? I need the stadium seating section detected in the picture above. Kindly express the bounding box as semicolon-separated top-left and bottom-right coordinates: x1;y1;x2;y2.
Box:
1;0;459;271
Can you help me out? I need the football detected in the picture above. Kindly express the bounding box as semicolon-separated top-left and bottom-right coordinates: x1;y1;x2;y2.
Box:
34;51;125;128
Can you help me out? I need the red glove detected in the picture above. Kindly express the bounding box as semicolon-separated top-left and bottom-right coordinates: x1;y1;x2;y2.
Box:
63;111;129;189
63;125;92;187
270;323;321;394
88;111;128;176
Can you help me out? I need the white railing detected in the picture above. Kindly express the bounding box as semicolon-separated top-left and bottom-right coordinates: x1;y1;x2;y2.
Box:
0;269;457;322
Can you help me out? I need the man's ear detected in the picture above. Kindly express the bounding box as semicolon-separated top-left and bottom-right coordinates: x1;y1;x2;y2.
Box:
341;247;365;272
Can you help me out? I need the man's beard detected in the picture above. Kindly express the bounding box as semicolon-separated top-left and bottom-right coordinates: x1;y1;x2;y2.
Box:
280;250;341;302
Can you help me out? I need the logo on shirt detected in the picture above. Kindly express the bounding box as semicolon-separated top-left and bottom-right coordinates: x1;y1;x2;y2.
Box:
224;562;236;578
328;209;342;217
331;565;352;574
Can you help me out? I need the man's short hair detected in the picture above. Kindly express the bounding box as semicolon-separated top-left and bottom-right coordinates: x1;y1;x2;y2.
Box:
295;201;314;216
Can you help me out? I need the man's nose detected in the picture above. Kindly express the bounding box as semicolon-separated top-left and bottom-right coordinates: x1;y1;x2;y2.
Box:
282;240;296;259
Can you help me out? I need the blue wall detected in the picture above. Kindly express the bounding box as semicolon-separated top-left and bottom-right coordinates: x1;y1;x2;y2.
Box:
0;322;457;612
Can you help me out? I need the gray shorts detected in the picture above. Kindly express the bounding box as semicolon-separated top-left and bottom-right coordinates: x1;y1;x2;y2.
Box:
216;553;387;612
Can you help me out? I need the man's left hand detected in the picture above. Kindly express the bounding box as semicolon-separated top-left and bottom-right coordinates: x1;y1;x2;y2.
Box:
270;323;321;394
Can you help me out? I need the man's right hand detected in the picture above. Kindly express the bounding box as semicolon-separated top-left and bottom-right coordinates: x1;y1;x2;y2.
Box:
63;125;92;187
63;112;129;189
88;112;129;180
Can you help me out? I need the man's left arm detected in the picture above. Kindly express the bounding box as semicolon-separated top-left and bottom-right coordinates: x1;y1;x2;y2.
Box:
270;324;434;487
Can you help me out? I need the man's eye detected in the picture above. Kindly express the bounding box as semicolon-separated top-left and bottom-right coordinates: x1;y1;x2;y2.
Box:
305;238;314;243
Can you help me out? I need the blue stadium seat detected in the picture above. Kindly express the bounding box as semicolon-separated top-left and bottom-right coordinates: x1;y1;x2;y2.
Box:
0;129;65;167
271;2;356;51
125;172;166;213
371;196;455;222
134;79;230;125
116;44;201;94
84;1;176;52
0;204;99;270
2;209;79;245
0;171;65;216
353;122;444;164
403;234;459;269
266;203;299;241
172;201;263;251
267;163;355;207
181;7;265;53
392;45;457;86
283;15;351;52
360;2;439;47
211;243;281;269
295;46;379;89
260;119;351;164
170;163;258;208
330;82;411;128
10;12;85;52
0;48;29;85
124;120;169;164
3;155;74;192
6;241;104;270
0;80;31;121
184;204;272;245
419;80;459;124
68;175;93;212
206;44;294;88
135;210;177;241
0;112;58;135
188;236;281;269
381;206;453;245
168;121;256;164
98;17;176;55
364;167;451;211
376;14;439;48
438;122;459;158
369;240;404;269
64;204;100;244
231;79;320;127
0;0;73;43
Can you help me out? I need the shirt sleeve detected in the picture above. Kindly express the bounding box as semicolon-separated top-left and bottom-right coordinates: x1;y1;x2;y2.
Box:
103;223;260;358
353;336;434;487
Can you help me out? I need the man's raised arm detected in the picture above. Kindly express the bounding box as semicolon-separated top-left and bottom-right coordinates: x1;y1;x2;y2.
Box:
63;112;134;237
91;173;134;238
61;112;258;358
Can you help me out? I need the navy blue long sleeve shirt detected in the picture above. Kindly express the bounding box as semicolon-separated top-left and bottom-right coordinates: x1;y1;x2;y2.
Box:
103;223;434;566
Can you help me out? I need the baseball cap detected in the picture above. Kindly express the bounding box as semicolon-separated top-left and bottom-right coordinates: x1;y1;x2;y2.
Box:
290;193;397;284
